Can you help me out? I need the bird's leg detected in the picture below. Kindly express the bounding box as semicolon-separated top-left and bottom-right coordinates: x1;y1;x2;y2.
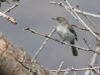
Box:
61;40;65;45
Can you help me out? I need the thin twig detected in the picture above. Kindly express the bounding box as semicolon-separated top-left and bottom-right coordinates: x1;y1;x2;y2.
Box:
50;67;100;72
72;67;76;75
91;71;94;75
84;42;100;75
74;71;76;75
94;69;100;75
64;0;100;41
77;5;100;33
83;38;92;49
24;28;100;54
50;0;100;41
0;12;17;24
71;66;77;75
63;68;70;75
49;1;100;18
72;25;100;35
32;27;56;61
56;61;64;74
0;3;18;24
50;1;78;19
3;3;18;14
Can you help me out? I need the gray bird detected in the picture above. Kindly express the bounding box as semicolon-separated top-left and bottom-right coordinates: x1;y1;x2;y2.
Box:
52;17;78;56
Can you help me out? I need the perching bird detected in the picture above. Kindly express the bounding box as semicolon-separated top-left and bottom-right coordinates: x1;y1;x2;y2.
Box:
52;17;78;56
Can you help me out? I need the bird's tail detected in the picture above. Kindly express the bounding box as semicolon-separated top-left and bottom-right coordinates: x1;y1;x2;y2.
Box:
70;41;78;56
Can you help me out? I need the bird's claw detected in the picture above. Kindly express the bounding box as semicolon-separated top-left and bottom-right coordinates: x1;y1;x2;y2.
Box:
61;40;65;45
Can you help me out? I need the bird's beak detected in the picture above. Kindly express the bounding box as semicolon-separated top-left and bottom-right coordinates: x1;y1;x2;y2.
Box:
51;18;56;20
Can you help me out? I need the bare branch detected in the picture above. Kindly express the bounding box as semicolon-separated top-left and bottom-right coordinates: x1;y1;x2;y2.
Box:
72;25;100;35
83;38;92;50
50;0;100;41
50;1;78;19
84;42;100;75
63;68;70;75
3;3;18;14
0;3;18;24
24;28;100;55
32;27;56;61
91;71;94;75
56;61;64;74
71;66;77;75
77;5;100;33
49;1;100;18
49;2;64;7
0;12;17;24
64;0;100;41
50;67;100;72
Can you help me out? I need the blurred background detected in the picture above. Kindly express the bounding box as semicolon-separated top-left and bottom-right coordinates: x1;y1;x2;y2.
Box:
0;0;100;75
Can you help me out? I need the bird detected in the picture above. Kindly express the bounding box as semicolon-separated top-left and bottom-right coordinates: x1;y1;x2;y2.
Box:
51;17;78;56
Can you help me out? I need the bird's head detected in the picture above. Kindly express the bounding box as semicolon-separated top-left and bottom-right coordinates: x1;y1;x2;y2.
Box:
51;17;68;25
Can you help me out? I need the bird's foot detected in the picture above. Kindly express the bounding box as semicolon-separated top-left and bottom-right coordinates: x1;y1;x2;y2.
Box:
61;40;65;45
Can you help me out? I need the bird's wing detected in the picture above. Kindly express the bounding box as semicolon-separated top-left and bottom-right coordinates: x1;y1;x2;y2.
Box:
68;24;78;41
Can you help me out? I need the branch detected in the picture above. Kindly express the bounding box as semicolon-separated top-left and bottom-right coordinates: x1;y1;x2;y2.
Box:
0;3;18;24
50;0;100;41
83;38;92;50
77;5;100;33
49;1;100;18
64;0;100;41
0;32;57;75
24;28;100;55
72;25;100;35
50;67;100;72
3;3;18;14
0;12;17;24
84;42;100;75
72;67;77;75
32;27;56;61
56;61;64;74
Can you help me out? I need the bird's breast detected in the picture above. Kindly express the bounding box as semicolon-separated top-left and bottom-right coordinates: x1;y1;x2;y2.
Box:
56;25;75;41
